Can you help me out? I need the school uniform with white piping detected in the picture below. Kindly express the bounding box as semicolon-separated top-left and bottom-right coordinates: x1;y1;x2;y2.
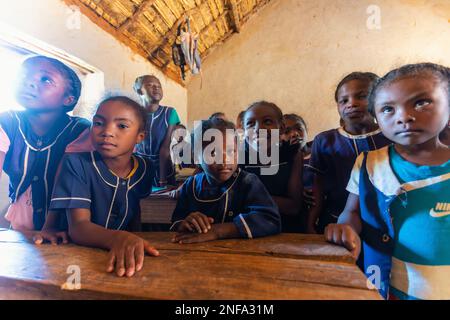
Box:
136;105;179;186
309;127;391;231
0;111;91;231
49;151;153;230
347;145;450;300
171;169;281;238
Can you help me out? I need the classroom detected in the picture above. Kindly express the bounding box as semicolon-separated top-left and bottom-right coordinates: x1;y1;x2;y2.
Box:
0;0;449;303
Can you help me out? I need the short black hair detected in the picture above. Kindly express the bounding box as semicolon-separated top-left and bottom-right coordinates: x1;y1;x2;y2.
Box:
96;96;147;131
193;118;236;150
334;72;379;102
368;63;450;116
283;113;308;133
133;75;160;94
22;55;82;111
209;112;225;120
244;101;283;124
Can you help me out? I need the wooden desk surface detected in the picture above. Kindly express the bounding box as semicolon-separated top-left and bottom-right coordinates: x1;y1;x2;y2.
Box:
0;230;381;300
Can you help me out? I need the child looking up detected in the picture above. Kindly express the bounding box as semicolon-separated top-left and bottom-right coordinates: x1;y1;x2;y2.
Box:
134;75;180;187
308;72;391;233
0;55;90;235
171;118;281;244
50;96;159;277
326;63;450;300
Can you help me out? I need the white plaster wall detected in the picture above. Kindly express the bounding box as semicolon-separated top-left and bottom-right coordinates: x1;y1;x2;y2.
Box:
0;0;188;123
187;0;450;138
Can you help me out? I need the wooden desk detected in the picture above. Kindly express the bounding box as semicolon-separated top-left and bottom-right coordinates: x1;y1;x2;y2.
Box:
0;230;381;300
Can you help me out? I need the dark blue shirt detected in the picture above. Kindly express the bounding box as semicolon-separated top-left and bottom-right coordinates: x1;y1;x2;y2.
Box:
309;127;391;228
171;169;281;238
50;151;153;230
0;111;90;230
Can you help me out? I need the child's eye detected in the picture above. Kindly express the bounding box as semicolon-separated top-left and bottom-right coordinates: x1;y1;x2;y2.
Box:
93;121;103;127
41;76;54;84
380;106;394;114
264;119;273;125
358;94;367;100
118;123;129;129
339;99;348;105
415;99;431;109
245;121;255;128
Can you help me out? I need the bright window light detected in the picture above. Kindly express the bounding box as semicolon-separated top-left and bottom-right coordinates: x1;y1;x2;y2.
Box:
0;46;25;112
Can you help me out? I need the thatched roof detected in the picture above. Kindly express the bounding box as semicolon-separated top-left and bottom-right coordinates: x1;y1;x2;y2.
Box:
62;0;273;85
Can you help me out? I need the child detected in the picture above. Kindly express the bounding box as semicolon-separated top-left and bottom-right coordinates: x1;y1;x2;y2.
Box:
282;113;308;147
134;75;180;187
50;96;159;277
171;118;281;243
282;113;314;231
209;112;227;121
0;55;91;237
308;72;391;234
325;63;450;300
242;101;303;233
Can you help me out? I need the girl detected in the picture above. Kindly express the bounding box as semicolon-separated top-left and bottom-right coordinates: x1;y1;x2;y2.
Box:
171;118;281;244
0;55;91;237
308;72;391;234
50;96;159;277
326;63;450;300
134;75;180;187
242;101;303;233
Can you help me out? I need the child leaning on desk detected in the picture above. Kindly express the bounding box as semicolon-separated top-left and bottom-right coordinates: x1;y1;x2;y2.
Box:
170;118;281;244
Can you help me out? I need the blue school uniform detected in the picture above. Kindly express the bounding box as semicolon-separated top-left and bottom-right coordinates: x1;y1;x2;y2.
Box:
0;111;90;230
136;105;179;186
241;141;301;232
171;169;281;238
347;146;450;299
309;127;391;231
49;151;153;230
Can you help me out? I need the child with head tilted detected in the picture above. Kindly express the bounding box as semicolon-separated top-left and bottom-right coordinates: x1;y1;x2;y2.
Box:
307;72;391;234
170;118;281;244
242;101;304;233
49;96;159;277
0;55;91;240
325;63;450;300
133;75;180;187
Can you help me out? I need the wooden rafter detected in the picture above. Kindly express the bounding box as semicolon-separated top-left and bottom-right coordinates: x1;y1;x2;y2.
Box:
61;0;184;85
118;0;157;32
228;0;241;33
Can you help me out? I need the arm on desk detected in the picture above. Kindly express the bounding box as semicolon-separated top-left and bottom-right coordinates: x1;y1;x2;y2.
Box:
324;193;362;260
67;208;159;277
172;222;240;244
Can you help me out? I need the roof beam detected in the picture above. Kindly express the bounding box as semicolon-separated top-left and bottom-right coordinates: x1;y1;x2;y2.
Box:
228;0;241;33
61;0;183;86
118;0;157;32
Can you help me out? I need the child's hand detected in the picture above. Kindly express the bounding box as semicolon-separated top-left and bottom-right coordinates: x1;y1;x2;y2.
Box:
178;212;214;234
172;225;221;244
33;229;69;245
324;224;361;260
107;232;159;277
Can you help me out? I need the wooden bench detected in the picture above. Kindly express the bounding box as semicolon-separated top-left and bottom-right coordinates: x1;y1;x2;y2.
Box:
0;230;381;300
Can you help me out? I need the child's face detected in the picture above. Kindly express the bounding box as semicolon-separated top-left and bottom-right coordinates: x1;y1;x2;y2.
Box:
336;79;374;126
244;105;282;150
374;75;449;146
283;118;305;145
139;76;163;103
91;101;145;159
15;60;73;112
200;131;238;184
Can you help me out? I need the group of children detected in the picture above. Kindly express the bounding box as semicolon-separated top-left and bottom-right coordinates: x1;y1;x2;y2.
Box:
0;55;448;300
